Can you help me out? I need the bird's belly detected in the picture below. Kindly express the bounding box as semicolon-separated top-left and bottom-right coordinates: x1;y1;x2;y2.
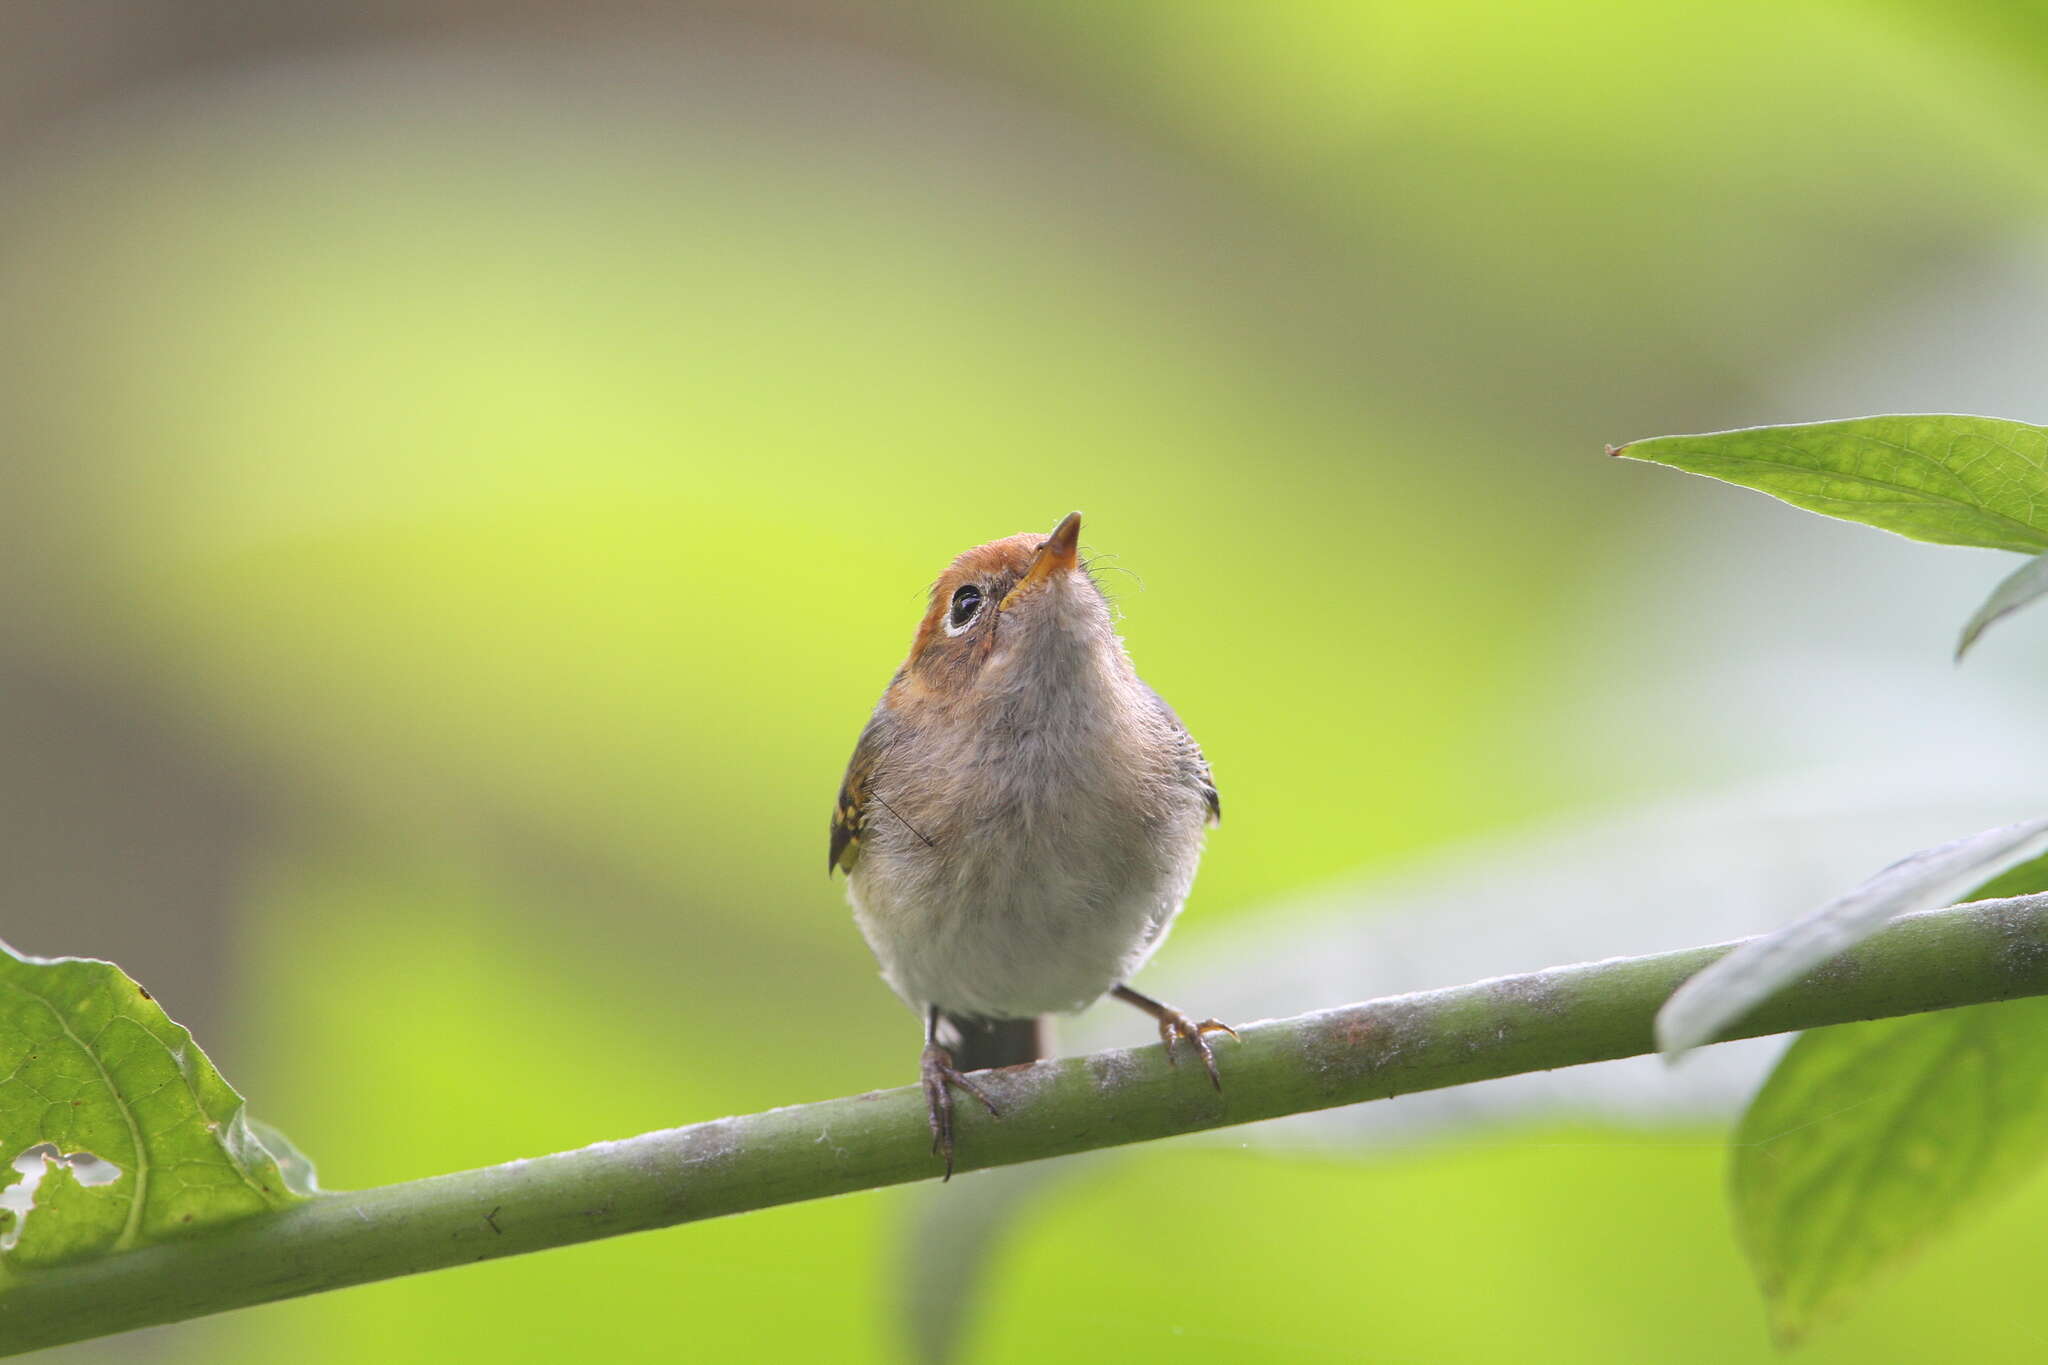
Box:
848;803;1202;1019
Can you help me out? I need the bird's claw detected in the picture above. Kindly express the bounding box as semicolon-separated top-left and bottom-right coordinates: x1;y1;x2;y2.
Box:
1156;1012;1240;1090
920;1043;1001;1180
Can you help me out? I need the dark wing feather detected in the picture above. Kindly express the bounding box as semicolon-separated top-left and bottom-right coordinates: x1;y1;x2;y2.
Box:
1145;686;1219;825
829;717;884;874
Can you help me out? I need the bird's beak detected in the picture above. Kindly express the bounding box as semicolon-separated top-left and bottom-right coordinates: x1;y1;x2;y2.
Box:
1000;511;1082;610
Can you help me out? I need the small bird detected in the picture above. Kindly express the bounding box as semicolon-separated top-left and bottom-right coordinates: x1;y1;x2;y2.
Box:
829;511;1232;1177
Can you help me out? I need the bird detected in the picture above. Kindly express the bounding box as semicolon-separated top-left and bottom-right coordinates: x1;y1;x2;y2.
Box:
829;510;1232;1177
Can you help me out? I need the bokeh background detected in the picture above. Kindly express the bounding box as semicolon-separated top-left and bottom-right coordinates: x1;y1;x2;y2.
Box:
9;2;2048;1361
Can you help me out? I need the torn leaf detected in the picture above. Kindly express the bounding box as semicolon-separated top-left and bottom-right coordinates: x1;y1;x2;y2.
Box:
0;940;313;1276
1;1145;125;1253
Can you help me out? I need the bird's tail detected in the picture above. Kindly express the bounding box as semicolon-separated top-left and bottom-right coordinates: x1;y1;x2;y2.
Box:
941;1013;1050;1073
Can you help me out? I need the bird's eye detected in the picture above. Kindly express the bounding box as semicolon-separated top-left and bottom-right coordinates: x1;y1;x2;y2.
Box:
946;584;984;634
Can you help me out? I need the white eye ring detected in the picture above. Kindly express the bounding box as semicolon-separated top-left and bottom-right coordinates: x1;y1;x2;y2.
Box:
944;584;984;636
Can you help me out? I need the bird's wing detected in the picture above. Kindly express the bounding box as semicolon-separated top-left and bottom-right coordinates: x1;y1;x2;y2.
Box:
829;717;884;874
1146;687;1220;825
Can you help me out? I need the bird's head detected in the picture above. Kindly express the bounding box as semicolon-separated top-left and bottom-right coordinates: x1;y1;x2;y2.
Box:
900;511;1111;698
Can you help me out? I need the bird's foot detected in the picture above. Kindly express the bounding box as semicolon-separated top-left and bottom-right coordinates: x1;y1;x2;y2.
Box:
1154;1011;1240;1090
1112;984;1238;1090
920;1042;1001;1181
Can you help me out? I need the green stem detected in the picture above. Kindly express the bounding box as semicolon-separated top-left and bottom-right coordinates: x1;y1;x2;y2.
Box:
6;893;2048;1355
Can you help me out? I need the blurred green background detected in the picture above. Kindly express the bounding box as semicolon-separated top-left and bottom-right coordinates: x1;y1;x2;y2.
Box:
8;2;2048;1360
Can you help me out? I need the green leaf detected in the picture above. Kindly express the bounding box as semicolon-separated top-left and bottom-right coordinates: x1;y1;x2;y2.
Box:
0;941;310;1276
1730;851;2048;1343
1657;817;2048;1056
1956;550;2048;660
1611;414;2048;553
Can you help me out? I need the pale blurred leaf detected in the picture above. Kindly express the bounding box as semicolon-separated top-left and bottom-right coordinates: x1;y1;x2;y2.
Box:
1956;550;2048;659
1655;817;2048;1056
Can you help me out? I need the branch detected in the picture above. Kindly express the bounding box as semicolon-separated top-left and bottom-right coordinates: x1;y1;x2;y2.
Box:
7;893;2048;1355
